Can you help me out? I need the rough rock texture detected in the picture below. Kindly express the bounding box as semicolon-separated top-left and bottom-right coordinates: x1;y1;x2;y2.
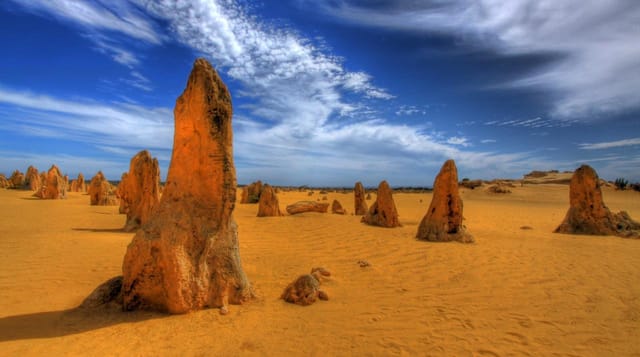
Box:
0;174;9;189
25;166;41;191
361;181;401;228
257;184;283;217
417;160;473;243
88;171;118;206
331;199;346;215
8;170;25;189
70;173;86;192
286;201;330;215
281;267;330;306
354;182;368;215
36;165;67;199
241;180;263;203
121;58;253;314
117;173;129;214
554;165;640;238
119;150;161;232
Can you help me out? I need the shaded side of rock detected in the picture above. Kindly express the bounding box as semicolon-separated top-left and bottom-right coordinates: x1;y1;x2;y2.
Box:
257;184;283;217
417;160;473;243
0;174;9;189
121;58;252;314
361;180;401;228
554;165;640;238
286;201;329;215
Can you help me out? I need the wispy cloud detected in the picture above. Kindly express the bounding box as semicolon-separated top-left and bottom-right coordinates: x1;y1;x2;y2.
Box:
481;139;496;144
0;86;173;150
309;0;640;120
395;105;428;116
579;137;640;150
484;116;575;128
446;136;470;147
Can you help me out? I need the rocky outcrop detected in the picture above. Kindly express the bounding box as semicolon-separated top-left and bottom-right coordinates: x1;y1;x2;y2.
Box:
25;166;41;191
8;170;25;189
417;160;473;243
35;165;67;199
257;184;283;217
121;58;253;314
555;165;640;238
70;173;86;192
241;180;263;203
88;171;118;206
331;199;346;215
361;181;400;228
0;174;9;189
354;181;368;215
119;150;161;232
286;201;329;215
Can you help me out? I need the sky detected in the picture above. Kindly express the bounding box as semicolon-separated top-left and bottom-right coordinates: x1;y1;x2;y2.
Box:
1;0;639;187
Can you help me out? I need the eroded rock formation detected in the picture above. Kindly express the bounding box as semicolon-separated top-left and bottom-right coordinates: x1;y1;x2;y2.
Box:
121;58;253;313
257;184;283;217
416;160;473;243
286;201;329;215
331;199;346;215
554;165;640;238
281;267;331;306
241;180;263;203
354;181;368;215
88;171;118;206
25;166;41;191
36;165;67;199
8;170;24;189
119;150;161;232
70;173;86;192
361;181;401;228
0;174;9;189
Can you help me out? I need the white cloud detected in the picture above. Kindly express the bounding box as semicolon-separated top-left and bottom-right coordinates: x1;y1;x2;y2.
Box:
310;0;640;120
395;105;428;116
579;137;640;150
0;86;173;150
481;139;496;144
10;0;162;44
446;136;470;147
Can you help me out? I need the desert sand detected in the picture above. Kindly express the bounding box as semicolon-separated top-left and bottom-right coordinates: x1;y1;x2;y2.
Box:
0;184;639;356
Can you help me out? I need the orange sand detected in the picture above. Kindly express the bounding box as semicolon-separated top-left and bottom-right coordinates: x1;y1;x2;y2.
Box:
0;185;639;356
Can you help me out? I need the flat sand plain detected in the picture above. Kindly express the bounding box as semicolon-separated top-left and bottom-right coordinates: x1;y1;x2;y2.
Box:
0;184;639;356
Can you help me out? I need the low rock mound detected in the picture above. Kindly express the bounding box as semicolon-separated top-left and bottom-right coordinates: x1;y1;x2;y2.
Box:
331;199;346;215
281;267;330;306
286;201;329;215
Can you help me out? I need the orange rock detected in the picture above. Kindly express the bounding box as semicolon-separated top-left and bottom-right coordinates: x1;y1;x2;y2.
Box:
88;171;118;206
286;201;330;215
361;180;400;228
116;172;129;214
36;164;67;199
331;199;346;215
241;180;263;203
0;174;9;189
25;166;41;191
555;165;640;238
257;184;283;217
416;160;473;243
354;181;368;215
118;150;161;232
70;173;86;192
121;58;253;313
8;170;24;189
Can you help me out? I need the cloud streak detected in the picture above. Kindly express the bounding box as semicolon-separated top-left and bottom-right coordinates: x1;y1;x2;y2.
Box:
309;0;640;120
579;138;640;150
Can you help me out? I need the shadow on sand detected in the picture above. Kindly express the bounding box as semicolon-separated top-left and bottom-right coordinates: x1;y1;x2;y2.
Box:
72;227;129;233
0;306;162;342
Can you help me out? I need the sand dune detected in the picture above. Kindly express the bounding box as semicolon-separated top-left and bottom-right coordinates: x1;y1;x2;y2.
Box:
0;185;639;355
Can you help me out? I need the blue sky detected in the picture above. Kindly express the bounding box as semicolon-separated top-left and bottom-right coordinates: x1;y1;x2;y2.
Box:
1;0;639;186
